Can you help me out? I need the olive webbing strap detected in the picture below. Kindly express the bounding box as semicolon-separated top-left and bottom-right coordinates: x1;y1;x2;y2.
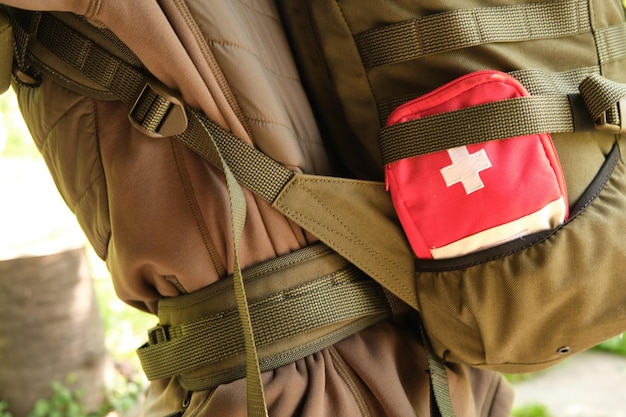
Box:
206;122;268;417
138;262;391;385
508;67;601;96
419;319;455;417
379;95;576;166
377;66;602;125
579;74;626;123
379;74;626;166
596;23;626;64
355;0;591;69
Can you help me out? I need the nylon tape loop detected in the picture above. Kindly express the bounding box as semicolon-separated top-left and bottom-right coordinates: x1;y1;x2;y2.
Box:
579;74;626;133
379;95;575;165
0;10;13;94
355;0;591;69
595;23;626;65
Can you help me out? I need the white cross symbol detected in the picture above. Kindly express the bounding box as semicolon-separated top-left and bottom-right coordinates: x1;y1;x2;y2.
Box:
440;146;492;194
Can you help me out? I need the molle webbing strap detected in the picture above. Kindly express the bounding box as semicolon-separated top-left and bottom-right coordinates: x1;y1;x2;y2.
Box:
596;24;626;64
508;67;601;96
580;74;626;126
138;243;391;390
376;66;603;125
355;0;592;69
8;8;142;100
379;95;576;165
379;74;626;165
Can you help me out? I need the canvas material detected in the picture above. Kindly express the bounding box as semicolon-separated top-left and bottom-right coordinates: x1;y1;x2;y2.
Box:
385;70;568;259
3;0;514;415
278;0;626;373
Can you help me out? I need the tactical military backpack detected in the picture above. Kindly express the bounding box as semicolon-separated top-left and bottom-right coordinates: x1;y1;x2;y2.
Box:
3;1;626;416
277;0;626;370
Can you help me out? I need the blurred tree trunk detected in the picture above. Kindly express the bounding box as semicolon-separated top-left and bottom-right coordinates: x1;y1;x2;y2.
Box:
0;245;112;417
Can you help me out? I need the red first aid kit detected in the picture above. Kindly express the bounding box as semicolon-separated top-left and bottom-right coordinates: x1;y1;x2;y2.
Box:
385;70;568;259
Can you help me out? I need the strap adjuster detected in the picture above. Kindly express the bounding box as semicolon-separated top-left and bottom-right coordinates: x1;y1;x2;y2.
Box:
580;74;626;134
595;97;626;134
148;324;170;345
129;79;188;138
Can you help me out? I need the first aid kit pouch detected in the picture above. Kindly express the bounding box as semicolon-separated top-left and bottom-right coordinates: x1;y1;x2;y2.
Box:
384;70;569;259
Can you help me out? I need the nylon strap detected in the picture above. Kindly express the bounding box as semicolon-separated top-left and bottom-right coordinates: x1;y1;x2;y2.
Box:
509;67;601;95
418;318;455;417
377;66;602;125
596;23;626;64
355;0;591;69
138;257;390;387
379;95;576;165
580;74;626;126
379;73;626;164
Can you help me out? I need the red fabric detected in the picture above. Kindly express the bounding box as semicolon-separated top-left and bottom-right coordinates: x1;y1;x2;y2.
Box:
385;71;568;259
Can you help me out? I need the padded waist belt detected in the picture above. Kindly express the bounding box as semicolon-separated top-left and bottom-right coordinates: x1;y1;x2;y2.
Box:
137;243;393;391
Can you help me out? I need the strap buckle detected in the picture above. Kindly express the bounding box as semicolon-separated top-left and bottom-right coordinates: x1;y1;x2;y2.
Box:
148;324;170;345
129;79;188;138
595;97;626;133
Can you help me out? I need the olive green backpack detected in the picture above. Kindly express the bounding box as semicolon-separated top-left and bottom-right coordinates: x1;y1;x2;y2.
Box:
277;0;626;371
4;1;626;416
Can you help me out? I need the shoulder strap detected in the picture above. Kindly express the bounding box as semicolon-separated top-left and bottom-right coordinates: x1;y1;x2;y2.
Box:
5;9;421;417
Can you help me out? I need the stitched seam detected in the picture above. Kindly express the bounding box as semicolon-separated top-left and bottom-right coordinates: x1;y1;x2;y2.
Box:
171;140;227;278
207;39;299;81
276;179;414;297
245;117;321;146
328;346;372;417
85;0;102;18
38;96;87;152
233;0;280;23
336;1;379;116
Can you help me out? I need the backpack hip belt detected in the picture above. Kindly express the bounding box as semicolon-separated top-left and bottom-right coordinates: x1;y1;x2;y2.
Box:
137;242;393;391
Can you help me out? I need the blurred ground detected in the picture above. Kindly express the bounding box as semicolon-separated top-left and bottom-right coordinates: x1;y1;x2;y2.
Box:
513;350;626;417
